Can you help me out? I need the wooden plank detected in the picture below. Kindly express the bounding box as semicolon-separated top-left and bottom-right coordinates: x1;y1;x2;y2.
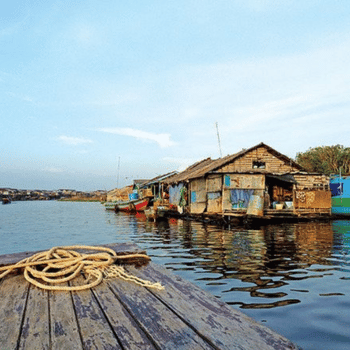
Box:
0;242;144;267
91;282;157;350
125;262;301;350
70;275;122;350
49;286;83;350
106;276;214;350
0;275;29;349
19;285;50;350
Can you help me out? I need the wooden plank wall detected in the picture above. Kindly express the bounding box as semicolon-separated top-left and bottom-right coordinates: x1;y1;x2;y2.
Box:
207;175;222;213
189;178;207;214
222;174;265;212
294;190;331;209
293;174;329;189
218;147;300;173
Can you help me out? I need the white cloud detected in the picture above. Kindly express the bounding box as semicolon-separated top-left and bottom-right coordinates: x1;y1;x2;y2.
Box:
97;127;176;148
57;135;93;145
44;167;64;173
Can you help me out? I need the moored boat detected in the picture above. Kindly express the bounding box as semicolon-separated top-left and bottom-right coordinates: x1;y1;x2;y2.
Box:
115;197;149;213
2;197;11;204
103;201;118;210
330;174;350;215
144;203;177;221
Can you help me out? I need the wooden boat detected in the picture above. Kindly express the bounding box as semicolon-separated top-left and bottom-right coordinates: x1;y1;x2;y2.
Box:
144;205;175;221
2;198;11;205
115;198;149;213
330;174;350;215
0;243;300;350
144;207;157;221
103;202;118;210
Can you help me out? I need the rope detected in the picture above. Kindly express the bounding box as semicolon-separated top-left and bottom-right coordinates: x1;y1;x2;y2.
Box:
0;245;164;291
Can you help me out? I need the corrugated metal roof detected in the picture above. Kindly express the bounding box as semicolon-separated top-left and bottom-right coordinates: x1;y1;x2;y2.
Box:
139;170;178;187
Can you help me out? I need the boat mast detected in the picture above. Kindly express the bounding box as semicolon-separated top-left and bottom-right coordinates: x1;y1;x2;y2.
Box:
117;157;121;188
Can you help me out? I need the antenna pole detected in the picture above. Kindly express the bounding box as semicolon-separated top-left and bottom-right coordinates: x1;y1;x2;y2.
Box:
117;157;120;188
216;122;223;158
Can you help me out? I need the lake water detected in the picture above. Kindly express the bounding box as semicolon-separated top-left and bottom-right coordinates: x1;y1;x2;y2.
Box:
1;201;350;350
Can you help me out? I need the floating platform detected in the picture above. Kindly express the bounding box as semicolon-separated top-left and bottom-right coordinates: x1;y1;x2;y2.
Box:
0;243;301;349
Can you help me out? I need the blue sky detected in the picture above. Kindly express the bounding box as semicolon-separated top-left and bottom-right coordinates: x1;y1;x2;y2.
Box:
1;1;350;191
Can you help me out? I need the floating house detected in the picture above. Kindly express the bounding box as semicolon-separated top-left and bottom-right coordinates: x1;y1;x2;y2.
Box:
138;171;178;200
163;143;331;222
106;185;133;202
330;174;350;215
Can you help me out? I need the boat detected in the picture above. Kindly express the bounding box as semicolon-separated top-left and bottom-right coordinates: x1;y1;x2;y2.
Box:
144;203;177;221
2;197;11;205
330;173;350;215
103;201;118;210
144;207;157;221
115;197;149;213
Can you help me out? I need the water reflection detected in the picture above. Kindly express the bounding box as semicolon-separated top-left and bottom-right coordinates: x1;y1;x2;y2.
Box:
119;213;350;310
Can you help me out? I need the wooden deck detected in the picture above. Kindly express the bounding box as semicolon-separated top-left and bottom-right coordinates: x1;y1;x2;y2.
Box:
0;243;301;350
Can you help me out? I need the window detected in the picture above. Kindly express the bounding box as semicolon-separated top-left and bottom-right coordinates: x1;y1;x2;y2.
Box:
253;161;266;169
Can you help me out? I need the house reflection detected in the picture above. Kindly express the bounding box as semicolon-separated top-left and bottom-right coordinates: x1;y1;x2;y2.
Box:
127;209;343;309
162;220;335;308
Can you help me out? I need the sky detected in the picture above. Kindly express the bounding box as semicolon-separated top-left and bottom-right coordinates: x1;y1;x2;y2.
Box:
1;0;350;191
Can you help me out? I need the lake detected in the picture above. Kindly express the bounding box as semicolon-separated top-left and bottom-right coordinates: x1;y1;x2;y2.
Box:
1;201;349;350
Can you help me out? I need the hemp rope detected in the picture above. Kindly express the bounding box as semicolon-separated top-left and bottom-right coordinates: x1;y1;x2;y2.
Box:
0;245;164;291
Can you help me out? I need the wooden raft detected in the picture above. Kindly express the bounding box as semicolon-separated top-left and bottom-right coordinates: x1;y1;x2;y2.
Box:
0;243;301;350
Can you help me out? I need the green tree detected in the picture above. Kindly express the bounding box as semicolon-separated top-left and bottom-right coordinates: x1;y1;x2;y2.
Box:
295;145;350;175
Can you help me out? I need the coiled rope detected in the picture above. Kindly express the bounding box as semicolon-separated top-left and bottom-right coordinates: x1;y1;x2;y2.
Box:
0;245;164;291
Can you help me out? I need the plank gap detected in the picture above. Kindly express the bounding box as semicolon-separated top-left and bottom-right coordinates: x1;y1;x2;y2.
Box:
68;280;85;348
146;286;219;350
16;282;31;350
106;282;163;350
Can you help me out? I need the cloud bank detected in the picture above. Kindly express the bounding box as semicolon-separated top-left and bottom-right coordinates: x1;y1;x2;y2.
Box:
57;135;93;145
97;127;176;148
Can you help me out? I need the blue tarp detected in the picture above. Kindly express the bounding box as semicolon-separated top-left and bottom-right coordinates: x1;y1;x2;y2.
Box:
330;182;343;197
169;183;184;206
230;189;254;208
191;191;197;203
208;192;221;200
224;175;231;187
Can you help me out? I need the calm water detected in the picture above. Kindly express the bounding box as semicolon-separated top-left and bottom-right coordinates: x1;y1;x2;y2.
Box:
1;201;350;350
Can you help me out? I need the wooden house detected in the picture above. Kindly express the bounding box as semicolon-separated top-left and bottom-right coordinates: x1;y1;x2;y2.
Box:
138;171;178;200
162;143;331;221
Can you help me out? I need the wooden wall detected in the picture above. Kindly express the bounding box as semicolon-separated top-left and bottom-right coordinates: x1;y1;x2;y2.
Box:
293;174;329;189
189;178;207;214
218;146;300;174
294;190;331;210
222;174;265;212
207;175;222;213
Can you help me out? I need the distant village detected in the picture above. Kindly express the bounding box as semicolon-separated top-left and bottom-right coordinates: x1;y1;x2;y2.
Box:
0;188;107;202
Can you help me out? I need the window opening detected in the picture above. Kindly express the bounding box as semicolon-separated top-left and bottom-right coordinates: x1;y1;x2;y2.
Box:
253;161;266;169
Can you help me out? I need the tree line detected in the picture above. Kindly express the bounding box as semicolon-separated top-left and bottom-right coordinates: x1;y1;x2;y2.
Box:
295;145;350;175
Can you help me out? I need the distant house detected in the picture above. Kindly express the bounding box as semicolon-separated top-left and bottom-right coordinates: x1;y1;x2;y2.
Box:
106;172;178;203
138;171;178;199
162;142;331;219
106;186;133;202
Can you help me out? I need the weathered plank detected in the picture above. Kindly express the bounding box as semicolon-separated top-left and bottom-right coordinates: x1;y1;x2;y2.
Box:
91;282;157;350
125;262;301;350
0;275;29;349
106;275;214;350
70;275;122;350
0;242;144;267
49;286;83;350
19;285;50;350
